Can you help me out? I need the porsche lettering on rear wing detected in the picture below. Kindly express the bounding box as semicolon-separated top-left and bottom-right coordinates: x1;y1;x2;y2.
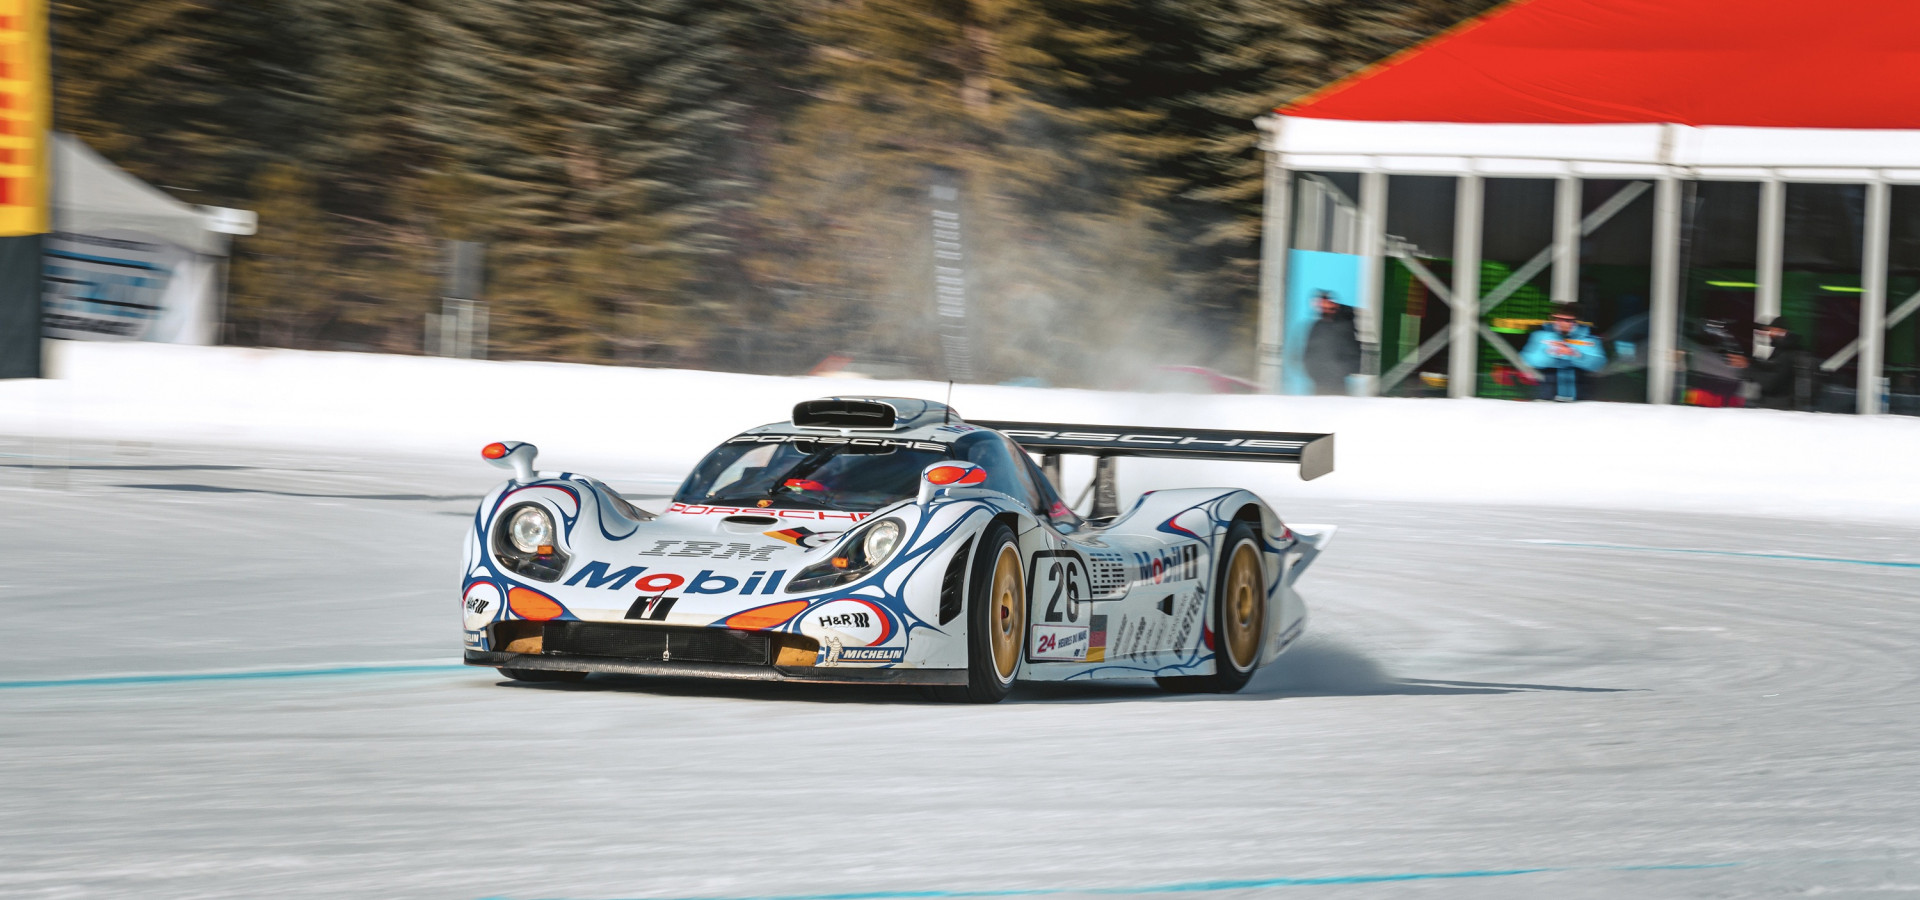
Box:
972;421;1334;481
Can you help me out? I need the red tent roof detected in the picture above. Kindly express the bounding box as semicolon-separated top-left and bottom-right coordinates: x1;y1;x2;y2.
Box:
1282;0;1920;129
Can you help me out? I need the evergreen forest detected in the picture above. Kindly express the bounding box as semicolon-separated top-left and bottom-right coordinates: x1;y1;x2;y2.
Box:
54;0;1496;386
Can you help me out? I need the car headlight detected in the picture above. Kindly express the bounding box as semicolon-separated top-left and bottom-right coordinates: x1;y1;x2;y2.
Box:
862;519;902;565
493;503;569;582
508;505;556;553
788;517;906;593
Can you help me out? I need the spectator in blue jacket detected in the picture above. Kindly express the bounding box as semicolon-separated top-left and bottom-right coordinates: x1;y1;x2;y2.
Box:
1521;308;1607;401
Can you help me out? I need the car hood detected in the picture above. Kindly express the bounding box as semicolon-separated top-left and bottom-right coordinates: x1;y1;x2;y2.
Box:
543;503;879;627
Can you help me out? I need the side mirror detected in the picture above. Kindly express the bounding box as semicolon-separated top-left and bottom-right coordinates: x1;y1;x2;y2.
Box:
917;460;986;505
481;441;539;483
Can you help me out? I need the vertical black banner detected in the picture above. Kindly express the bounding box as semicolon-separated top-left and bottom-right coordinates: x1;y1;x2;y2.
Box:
0;234;44;379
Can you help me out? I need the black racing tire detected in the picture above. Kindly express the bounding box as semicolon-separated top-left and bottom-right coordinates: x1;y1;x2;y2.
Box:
497;667;589;683
927;521;1025;703
1156;519;1265;694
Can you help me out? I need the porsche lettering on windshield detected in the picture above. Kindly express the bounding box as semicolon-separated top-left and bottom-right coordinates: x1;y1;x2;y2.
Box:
726;434;949;452
677;436;951;512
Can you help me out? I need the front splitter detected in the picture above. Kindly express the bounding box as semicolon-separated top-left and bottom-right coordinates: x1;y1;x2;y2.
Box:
463;650;967;686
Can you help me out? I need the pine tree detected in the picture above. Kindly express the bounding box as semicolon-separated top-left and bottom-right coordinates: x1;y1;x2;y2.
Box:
50;0;1499;369
414;0;767;363
227;163;344;348
52;0;319;204
745;0;1205;386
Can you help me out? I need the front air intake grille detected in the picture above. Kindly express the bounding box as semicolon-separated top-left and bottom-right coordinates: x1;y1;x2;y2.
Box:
543;622;772;666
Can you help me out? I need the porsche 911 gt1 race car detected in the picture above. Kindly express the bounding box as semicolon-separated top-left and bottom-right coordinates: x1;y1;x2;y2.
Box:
460;397;1335;702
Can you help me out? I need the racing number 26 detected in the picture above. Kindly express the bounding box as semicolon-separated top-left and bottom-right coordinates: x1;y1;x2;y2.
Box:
1042;560;1083;623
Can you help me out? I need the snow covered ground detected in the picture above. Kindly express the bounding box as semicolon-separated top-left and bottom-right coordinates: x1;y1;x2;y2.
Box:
1;443;1916;899
3;340;1918;522
3;343;1920;898
4;343;1919;899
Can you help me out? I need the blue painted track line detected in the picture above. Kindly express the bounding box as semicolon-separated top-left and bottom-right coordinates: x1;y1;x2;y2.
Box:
488;862;1740;900
0;662;470;690
1517;539;1920;569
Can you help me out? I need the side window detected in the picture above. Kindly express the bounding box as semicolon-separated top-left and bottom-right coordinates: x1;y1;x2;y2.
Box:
953;432;1045;512
708;443;776;495
1019;450;1083;530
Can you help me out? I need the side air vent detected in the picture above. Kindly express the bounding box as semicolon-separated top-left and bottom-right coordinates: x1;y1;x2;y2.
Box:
1087;551;1129;598
938;536;974;625
793;398;897;430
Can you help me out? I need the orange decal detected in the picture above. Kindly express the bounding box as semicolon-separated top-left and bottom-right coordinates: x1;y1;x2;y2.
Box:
507;587;565;621
722;600;811;631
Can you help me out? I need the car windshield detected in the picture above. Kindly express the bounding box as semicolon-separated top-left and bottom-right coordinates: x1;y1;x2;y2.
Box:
675;438;951;511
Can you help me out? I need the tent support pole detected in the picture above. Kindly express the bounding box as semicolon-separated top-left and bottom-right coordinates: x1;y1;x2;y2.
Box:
1358;170;1387;395
1756;179;1784;325
1255;116;1290;394
1448;174;1482;399
1552;176;1579;305
214;253;232;346
1858;179;1890;415
1649;177;1682;405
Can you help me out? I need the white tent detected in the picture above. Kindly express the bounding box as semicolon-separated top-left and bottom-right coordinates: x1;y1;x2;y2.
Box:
44;134;256;345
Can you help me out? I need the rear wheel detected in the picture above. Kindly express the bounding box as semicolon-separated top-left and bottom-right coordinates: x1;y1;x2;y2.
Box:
929;522;1025;703
497;667;589;683
1157;520;1265;694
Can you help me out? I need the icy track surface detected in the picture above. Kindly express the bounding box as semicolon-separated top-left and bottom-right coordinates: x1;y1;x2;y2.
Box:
3;441;1919;900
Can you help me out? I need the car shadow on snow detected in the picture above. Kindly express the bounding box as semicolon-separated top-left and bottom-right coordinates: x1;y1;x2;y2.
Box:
1011;637;1635;704
488;637;1633;705
491;675;931;705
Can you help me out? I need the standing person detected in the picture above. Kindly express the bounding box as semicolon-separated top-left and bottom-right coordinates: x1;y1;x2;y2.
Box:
1687;318;1750;407
1520;307;1606;401
1751;318;1814;410
1303;290;1361;396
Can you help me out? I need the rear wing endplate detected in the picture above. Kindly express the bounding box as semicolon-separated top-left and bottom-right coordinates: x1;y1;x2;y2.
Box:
973;421;1334;481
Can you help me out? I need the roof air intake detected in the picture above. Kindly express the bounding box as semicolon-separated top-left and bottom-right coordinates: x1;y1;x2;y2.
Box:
792;398;899;430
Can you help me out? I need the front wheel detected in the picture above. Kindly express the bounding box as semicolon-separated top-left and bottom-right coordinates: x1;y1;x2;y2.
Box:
1157;520;1265;694
929;522;1025;703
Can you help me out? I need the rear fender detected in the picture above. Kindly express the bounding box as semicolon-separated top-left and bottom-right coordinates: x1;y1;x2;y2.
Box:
1285;523;1338;579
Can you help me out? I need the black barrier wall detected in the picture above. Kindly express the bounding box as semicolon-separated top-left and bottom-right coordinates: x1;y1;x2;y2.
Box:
0;234;43;379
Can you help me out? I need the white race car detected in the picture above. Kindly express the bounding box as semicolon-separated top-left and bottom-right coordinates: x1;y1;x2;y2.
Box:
460;397;1335;702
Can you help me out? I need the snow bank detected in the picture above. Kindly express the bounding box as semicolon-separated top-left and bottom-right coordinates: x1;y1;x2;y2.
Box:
5;341;1918;522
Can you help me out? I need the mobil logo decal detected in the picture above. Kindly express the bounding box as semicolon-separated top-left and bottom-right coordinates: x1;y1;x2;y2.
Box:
1133;545;1200;585
801;598;894;647
566;561;787;594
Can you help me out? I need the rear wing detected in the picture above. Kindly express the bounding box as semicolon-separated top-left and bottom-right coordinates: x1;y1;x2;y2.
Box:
972;421;1334;481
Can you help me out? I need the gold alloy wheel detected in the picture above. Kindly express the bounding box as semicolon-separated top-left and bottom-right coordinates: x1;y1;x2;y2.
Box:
989;544;1026;682
1223;541;1264;672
